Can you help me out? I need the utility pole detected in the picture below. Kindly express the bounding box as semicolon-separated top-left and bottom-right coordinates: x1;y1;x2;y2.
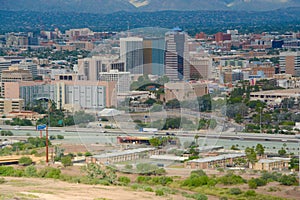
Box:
46;123;49;164
46;99;51;165
260;107;262;134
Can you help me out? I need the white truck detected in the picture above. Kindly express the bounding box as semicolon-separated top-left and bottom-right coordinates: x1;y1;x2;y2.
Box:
140;128;158;133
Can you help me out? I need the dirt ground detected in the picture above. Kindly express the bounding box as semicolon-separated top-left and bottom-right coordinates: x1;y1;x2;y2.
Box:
0;177;186;200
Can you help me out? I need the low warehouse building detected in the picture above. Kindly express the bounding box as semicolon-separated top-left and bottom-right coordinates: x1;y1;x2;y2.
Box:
86;148;158;165
253;157;291;171
185;153;246;169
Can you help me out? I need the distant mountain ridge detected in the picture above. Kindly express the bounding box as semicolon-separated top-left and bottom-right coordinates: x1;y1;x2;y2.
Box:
1;0;300;13
1;7;299;34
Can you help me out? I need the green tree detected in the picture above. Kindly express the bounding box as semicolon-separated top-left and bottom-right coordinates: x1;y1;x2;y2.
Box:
278;148;287;156
166;99;180;109
149;137;162;147
208;119;217;129
255;144;265;156
289;157;299;171
245;147;257;166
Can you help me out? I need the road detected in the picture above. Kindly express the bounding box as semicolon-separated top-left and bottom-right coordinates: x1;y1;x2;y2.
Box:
1;125;299;154
2;124;299;143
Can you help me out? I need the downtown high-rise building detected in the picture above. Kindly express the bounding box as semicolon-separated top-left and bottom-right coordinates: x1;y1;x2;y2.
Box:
165;28;190;81
143;37;165;76
120;37;144;75
280;51;300;76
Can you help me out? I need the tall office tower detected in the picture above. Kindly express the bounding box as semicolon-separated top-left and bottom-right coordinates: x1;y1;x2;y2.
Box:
120;37;144;75
189;52;213;80
143;37;165;76
165;28;190;81
280;51;300;76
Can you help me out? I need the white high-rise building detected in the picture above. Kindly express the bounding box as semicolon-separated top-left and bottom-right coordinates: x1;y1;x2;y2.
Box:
120;37;144;75
99;70;131;93
165;28;190;81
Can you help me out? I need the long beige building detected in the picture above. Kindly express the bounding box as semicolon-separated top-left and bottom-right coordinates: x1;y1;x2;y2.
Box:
250;89;300;104
185;153;246;169
253;157;290;171
3;80;117;111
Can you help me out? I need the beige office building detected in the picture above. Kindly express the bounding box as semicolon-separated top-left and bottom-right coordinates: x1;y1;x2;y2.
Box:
164;81;208;102
0;98;24;114
280;51;300;76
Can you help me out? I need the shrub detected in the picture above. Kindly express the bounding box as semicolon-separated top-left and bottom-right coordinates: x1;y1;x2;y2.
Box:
218;173;246;185
49;135;56;140
219;197;228;200
0;177;5;184
1;130;13;136
98;179;110;185
194;193;208;200
279;174;297;186
254;178;267;186
38;167;61;179
18;156;33;166
150;176;173;186
144;186;153;192
118;176;130;185
191;170;207;177
267;187;280;192
229;188;242;195
137;176;151;184
61;156;73;167
57;135;64;139
207;179;217;187
155;189;164;196
244;190;256;197
261;172;281;182
248;179;257;189
30;150;38;155
13;169;24;177
182;174;209;187
85;152;92;157
24;165;37;177
0;166;15;176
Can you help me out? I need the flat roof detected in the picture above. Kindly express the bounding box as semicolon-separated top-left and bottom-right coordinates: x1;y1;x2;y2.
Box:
150;155;187;161
92;148;155;159
187;153;245;163
197;146;224;152
258;157;291;164
250;89;300;96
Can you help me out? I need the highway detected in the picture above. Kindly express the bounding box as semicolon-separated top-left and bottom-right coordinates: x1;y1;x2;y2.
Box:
2;125;299;143
1;125;299;154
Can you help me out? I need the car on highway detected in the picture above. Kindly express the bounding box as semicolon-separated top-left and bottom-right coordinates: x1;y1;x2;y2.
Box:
14;126;20;130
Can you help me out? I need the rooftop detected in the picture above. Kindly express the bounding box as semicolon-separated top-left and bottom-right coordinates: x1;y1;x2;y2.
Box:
251;89;300;96
187;153;245;163
92;148;155;159
258;157;291;164
150;155;187;161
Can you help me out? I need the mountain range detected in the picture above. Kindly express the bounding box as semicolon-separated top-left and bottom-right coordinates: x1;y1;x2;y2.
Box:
1;0;300;13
